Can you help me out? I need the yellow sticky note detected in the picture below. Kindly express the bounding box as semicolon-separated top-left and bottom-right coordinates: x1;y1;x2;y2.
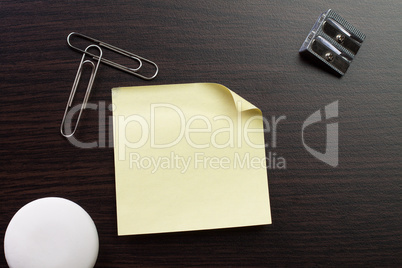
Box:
112;83;271;235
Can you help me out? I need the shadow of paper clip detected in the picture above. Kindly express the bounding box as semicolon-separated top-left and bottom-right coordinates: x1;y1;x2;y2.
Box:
67;32;158;80
60;45;102;138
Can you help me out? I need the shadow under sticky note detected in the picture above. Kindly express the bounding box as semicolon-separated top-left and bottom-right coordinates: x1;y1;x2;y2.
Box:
112;83;271;236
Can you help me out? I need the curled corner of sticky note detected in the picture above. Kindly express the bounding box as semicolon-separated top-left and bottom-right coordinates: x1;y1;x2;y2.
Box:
112;83;262;116
204;83;261;114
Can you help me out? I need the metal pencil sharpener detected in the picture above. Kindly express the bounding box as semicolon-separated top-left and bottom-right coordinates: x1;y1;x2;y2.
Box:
299;9;366;76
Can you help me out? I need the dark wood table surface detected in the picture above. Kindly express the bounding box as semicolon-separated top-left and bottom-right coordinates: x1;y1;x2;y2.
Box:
1;0;401;267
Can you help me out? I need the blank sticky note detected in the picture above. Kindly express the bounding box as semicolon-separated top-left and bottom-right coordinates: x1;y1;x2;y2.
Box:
112;83;271;235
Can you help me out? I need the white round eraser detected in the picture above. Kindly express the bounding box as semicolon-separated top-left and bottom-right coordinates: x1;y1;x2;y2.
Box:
4;197;99;268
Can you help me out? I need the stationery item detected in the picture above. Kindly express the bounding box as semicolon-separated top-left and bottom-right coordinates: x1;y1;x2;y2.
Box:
112;83;271;236
299;9;365;75
60;45;102;137
61;32;159;138
4;197;99;268
67;32;159;80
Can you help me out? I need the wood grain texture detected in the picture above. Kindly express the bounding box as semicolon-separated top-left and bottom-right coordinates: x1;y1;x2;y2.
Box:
0;0;401;267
